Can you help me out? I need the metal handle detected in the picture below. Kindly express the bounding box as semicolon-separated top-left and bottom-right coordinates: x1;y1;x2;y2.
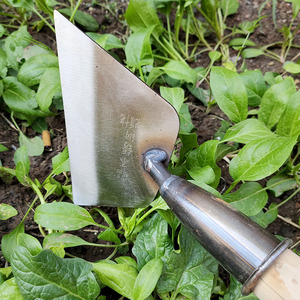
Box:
143;149;292;295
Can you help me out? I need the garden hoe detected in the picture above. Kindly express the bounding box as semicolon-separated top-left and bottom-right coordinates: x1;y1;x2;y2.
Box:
54;11;300;300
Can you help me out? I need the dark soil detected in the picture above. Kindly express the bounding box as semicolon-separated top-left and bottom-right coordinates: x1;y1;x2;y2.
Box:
1;0;299;281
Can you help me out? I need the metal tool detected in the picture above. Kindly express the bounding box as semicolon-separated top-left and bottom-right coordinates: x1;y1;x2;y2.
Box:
54;11;300;299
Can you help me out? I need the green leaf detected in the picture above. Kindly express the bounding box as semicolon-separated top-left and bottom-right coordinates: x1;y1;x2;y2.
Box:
36;67;61;111
125;27;154;69
258;77;296;128
59;8;99;32
18;54;58;86
3;77;49;118
157;226;218;300
146;67;164;86
132;213;173;269
3;26;31;70
6;0;34;10
201;0;218;33
222;119;275;144
11;247;100;300
133;258;163;300
229;136;297;181
239;70;267;106
221;0;239;17
208;50;221;63
267;173;298;197
0;278;23;300
34;202;98;230
229;38;256;47
283;61;300;74
93;261;137;299
43;233;97;249
1;222;25;263
86;33;124;51
14;146;30;186
19;132;44;156
115;256;138;269
188;165;215;185
210;67;248;123
0;204;17;220
125;0;163;40
223;182;268;216
97;228;121;244
51;147;70;175
186;140;221;188
16;233;42;256
276;91;300;138
160;61;197;86
179;104;194;133
241;48;264;58
160;86;184;113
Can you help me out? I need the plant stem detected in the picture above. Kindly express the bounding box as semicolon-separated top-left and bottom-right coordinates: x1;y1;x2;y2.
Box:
21;196;39;223
70;0;83;22
268;186;300;212
28;177;46;204
138;65;145;82
223;180;239;195
32;8;55;33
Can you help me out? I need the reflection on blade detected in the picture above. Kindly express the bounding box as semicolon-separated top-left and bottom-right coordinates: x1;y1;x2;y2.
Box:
54;11;179;207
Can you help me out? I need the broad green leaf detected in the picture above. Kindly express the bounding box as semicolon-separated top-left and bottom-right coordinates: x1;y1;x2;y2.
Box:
276;91;300;138
160;86;184;113
223;275;258;300
146;67;164;86
188;165;215;185
264;71;281;85
229;38;256;47
283;61;300;74
125;0;163;40
14;146;30;186
125;27;154;69
157;226;218;300
0;278;23;300
223;182;268;216
179;104;194;133
6;0;34;10
241;48;264;58
132;213;173;269
3;77;49;118
97;228;121;244
115;256;138;269
239;70;267;106
133;258;163;300
43;177;63;197
222;119;275;144
189;180;222;198
1;222;25;262
34;202;98;230
186;140;221;188
36;67;61;111
16;233;42;256
160;61;197;86
258;77;296;128
51;147;70;175
18;54;58;86
86;33;124;51
157;210;181;242
229;136;297;181
208;50;221;63
0;144;8;152
150;196;169;211
210;67;248;123
11;247;100;300
3;26;31;70
59;8;99;32
93;261;137;299
43;233;97;249
267;173;298;197
178;132;198;164
19;132;44;156
0;204;17;220
221;0;239;17
200;0;218;33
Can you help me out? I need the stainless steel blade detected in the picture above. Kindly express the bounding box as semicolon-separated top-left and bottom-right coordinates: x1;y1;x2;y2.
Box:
54;11;179;207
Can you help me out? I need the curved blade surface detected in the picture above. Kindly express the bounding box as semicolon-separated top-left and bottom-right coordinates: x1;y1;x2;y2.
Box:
54;11;179;207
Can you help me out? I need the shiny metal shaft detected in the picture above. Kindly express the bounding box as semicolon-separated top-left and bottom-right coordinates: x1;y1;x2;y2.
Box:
143;149;292;295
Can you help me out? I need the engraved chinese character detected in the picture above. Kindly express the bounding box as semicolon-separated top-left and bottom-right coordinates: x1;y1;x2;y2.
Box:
122;141;133;156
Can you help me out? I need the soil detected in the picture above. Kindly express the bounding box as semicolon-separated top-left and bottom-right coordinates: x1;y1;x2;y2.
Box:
0;0;300;292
